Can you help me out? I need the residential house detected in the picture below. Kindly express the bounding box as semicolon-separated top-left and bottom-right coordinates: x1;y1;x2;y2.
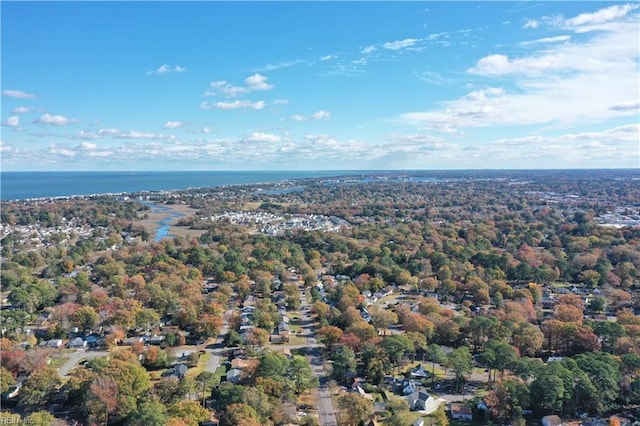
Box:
450;403;473;421
410;364;429;378
68;337;87;348
227;368;243;384
171;364;188;379
406;391;428;410
122;336;144;346
46;339;63;348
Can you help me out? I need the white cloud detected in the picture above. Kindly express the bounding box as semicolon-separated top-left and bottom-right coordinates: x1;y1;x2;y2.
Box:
320;55;335;61
203;100;266;110
97;128;121;136
11;106;31;114
566;3;638;27
272;99;288;105
383;38;420;50
163;121;184;129
291;110;331;121
2;116;20;127
398;53;638;133
2;89;36;99
244;132;282;143
520;35;571;45
35;113;77;126
73;130;98;140
245;73;273;91
523;19;539;29
48;145;76;157
361;45;377;55
147;64;187;75
208;73;274;97
609;101;640;112
113;131;176;141
254;60;304;72
79;142;98;150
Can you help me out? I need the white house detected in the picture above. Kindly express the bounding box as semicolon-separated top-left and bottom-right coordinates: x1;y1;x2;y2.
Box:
68;337;86;348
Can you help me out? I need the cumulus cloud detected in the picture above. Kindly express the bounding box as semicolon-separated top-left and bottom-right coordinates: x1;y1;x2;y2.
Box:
147;64;187;75
383;38;420;50
244;132;282;143
11;106;31;114
163;121;184;129
79;142;98;150
34;113;77;126
291;110;331;121
448;5;638;133
2;89;36;99
202;100;266;110
565;3;638;27
523;19;539;29
361;45;377;55
2;116;20;127
73;130;99;140
208;73;274;97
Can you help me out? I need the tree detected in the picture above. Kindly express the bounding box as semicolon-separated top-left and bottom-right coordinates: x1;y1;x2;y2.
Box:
126;401;168;426
511;322;544;357
381;334;413;371
368;305;398;335
154;378;193;405
257;351;290;381
530;372;565;414
195;371;216;406
317;325;344;348
241;387;273;421
448;346;472;391
0;366;16;394
482;340;519;382
287;356;318;394
24;411;56;426
20;366;61;405
86;354;151;423
338;392;374;426
484;378;530;423
246;327;270;347
332;346;357;384
224;403;261;426
142;346;170;370
71;305;99;332
168;400;210;426
425;344;447;381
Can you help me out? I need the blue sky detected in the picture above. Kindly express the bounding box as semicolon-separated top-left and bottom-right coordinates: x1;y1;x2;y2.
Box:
1;1;639;171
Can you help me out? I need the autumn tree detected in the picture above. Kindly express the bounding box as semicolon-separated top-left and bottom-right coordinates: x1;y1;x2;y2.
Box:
338;392;374;426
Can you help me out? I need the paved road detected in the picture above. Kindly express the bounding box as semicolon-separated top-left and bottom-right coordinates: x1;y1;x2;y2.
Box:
204;308;234;374
299;285;338;426
56;349;110;377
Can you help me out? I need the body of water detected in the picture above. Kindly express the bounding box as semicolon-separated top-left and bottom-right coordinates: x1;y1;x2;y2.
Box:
0;171;361;201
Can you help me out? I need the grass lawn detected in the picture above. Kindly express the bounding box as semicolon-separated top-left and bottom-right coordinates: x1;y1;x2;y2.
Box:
186;352;211;378
148;369;169;380
287;335;307;346
48;355;69;368
213;365;226;384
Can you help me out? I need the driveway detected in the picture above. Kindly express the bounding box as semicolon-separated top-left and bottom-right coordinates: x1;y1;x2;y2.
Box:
56;348;109;377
